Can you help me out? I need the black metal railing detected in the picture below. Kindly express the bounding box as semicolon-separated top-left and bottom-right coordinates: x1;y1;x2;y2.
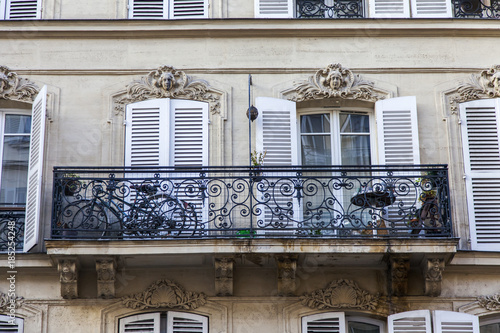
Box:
51;165;452;240
296;0;500;19
0;208;25;252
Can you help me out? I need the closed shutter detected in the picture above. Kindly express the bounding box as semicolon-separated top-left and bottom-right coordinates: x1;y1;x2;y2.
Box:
255;0;293;18
369;0;410;18
0;315;23;332
411;0;452;18
302;312;346;333
167;311;208;333
128;0;168;19
460;98;500;251
433;311;479;333
119;313;161;333
23;85;46;252
5;0;40;19
388;310;432;333
170;0;207;19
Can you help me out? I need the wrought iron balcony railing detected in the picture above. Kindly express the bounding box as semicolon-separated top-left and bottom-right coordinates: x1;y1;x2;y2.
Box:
296;0;500;19
0;208;25;252
51;165;452;240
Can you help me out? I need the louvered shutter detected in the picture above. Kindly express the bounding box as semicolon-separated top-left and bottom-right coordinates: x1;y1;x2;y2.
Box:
128;0;168;19
388;310;432;333
23;85;46;252
411;0;452;18
0;315;23;332
460;98;500;251
255;0;293;18
302;312;346;333
119;313;160;333
369;0;410;18
376;96;420;165
167;311;208;333
5;0;40;19
125;99;170;167
433;311;479;333
170;0;207;19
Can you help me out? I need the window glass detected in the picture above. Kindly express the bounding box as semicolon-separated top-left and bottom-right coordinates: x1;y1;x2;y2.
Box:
348;321;381;333
301;114;332;165
481;322;500;333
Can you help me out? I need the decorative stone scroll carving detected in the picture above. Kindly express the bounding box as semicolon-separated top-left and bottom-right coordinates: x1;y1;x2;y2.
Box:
300;279;379;310
478;293;500;311
58;258;79;299
424;258;445;297
96;257;116;299
450;65;500;111
114;65;221;114
288;63;384;103
215;257;234;296
122;279;207;310
0;66;39;102
276;255;298;296
389;255;410;297
0;291;23;312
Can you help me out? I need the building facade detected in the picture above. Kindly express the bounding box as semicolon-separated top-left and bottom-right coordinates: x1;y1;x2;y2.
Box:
1;0;500;332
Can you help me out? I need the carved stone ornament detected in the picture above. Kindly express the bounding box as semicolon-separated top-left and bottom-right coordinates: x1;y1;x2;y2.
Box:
424;258;445;297
0;66;39;102
0;291;23;312
122;279;207;310
276;255;298;297
390;255;410;297
289;63;383;103
478;293;500;311
450;65;500;111
114;65;221;114
96;258;116;299
215;257;234;296
58;258;79;299
300;279;379;310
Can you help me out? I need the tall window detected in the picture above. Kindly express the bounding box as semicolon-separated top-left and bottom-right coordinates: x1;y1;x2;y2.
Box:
0;0;41;20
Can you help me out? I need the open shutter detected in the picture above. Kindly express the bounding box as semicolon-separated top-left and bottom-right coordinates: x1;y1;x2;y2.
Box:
460;98;500;251
170;0;207;19
128;0;168;19
5;0;40;19
23;85;46;252
0;315;23;332
376;96;420;165
120;313;160;333
302;312;346;333
167;311;208;333
125;99;170;167
388;310;432;333
369;0;410;18
255;0;293;18
411;0;452;18
433;311;479;333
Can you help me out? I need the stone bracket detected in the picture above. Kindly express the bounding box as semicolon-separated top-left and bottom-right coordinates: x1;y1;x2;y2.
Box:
57;258;79;299
214;257;234;296
96;257;117;299
423;257;445;297
276;255;298;296
389;254;410;297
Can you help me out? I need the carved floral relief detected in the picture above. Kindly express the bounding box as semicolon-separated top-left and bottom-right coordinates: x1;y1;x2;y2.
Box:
450;65;500;111
478;293;500;311
0;66;39;102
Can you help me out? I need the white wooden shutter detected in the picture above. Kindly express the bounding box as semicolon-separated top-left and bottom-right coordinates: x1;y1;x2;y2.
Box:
125;99;170;167
255;0;293;18
170;0;207;19
460;98;500;251
388;310;432;333
433;311;479;333
302;312;346;333
411;0;452;18
167;311;208;333
0;315;23;332
23;85;46;252
369;0;410;18
5;0;40;19
119;313;160;333
376;96;420;165
128;0;168;19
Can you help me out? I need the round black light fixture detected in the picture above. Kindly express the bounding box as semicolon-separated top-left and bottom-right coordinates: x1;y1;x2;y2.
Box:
246;105;259;122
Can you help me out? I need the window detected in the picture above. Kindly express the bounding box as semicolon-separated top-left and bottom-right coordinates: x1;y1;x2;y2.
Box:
302;313;385;333
128;0;208;19
0;0;41;20
119;311;208;333
481;316;500;333
0;314;24;332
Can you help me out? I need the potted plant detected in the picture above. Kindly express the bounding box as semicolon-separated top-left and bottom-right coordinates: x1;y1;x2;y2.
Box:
63;173;81;196
236;229;256;238
250;150;266;181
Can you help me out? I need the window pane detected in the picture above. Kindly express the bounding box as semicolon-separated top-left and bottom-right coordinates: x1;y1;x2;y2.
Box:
0;135;30;205
5;115;31;134
340;114;370;133
348;321;380;333
301;114;330;133
301;135;331;165
481;323;500;333
341;135;371;165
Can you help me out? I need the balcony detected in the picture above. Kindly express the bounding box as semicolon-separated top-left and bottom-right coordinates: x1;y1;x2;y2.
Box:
0;208;25;252
51;165;452;240
296;0;500;19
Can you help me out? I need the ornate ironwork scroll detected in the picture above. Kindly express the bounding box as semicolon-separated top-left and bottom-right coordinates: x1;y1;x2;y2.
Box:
296;0;363;18
450;65;500;111
122;279;207;310
453;0;500;18
0;66;39;102
289;63;383;103
300;279;379;310
114;65;221;114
